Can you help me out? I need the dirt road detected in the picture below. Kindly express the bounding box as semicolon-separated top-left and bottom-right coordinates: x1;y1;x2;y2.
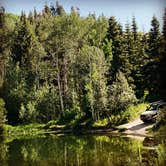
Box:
120;118;154;136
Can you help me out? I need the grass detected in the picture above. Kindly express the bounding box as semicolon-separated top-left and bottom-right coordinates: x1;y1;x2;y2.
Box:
91;103;148;129
4;123;46;137
3;120;67;139
92;118;109;128
122;102;148;122
2;103;148;138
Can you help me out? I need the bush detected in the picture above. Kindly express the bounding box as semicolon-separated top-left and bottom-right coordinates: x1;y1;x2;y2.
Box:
108;71;137;115
0;98;6;134
92;118;108;127
19;101;37;123
109;103;147;126
121;103;148;123
156;107;166;126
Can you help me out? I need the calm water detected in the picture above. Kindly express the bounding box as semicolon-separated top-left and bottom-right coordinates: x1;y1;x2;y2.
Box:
0;134;165;166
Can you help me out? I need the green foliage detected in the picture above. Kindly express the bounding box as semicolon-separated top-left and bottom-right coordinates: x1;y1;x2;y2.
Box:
106;16;123;80
1;133;165;166
0;4;165;130
19;101;37;123
92;103;147;127
0;98;6;134
156;107;166;126
4;123;45;137
4;62;28;123
102;38;113;63
120;103;147;123
132;16;138;41
158;8;166;100
92;118;108;128
144;16;161;99
77;45;108;121
149;16;160;57
0;8;11;89
108;71;137;114
5;13;19;31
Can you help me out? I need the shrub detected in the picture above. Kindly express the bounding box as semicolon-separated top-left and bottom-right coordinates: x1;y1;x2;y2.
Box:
19;101;37;123
156;107;166;126
0;98;6;134
108;71;137;114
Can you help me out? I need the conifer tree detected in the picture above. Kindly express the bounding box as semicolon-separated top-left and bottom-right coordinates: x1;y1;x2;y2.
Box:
34;8;38;20
28;11;34;24
130;17;145;97
0;7;10;89
119;23;135;88
12;12;44;74
149;16;160;57
145;16;161;98
42;4;51;17
1;4;165;125
106;16;123;81
0;7;6;88
133;33;149;98
55;1;65;16
158;9;166;99
5;12;45;123
0;6;5;28
132;16;138;41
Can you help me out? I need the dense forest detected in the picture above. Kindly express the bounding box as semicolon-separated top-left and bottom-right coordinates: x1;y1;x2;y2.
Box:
0;3;166;132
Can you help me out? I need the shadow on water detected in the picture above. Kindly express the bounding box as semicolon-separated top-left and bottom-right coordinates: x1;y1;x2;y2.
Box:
0;132;166;166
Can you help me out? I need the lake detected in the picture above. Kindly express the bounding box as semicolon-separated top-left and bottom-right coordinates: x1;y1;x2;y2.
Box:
0;133;165;166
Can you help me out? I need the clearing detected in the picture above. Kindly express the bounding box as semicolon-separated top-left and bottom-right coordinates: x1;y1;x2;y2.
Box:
118;118;154;137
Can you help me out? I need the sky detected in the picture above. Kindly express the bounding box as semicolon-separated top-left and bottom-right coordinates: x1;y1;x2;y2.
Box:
0;0;166;31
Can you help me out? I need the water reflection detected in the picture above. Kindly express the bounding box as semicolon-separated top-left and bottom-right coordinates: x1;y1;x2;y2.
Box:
0;134;165;166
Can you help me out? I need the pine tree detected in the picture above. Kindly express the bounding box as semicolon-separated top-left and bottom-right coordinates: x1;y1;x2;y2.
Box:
0;6;5;28
130;17;145;98
3;12;46;123
119;23;135;87
158;9;166;99
28;11;34;24
149;16;160;57
55;1;65;16
0;7;6;88
12;12;45;74
0;7;10;89
132;16;138;41
133;33;149;99
106;16;123;81
145;16;161;98
42;4;51;17
33;8;38;20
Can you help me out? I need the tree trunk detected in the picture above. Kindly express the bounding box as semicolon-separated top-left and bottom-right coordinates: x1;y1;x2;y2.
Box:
57;57;65;117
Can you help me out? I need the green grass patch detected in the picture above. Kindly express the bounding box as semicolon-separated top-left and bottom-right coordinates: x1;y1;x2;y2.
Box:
91;103;148;128
4;123;46;137
92;118;109;128
2;103;148;137
121;103;148;123
44;120;65;130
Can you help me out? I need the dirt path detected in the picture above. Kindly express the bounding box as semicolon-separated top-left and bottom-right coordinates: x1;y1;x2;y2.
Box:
119;118;154;136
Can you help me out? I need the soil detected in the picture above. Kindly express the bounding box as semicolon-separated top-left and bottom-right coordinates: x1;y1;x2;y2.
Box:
119;118;154;136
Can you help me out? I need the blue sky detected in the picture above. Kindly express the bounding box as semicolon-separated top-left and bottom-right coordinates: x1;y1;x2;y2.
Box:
0;0;166;31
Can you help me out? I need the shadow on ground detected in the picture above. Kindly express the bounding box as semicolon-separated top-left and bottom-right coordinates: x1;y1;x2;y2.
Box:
129;122;153;131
